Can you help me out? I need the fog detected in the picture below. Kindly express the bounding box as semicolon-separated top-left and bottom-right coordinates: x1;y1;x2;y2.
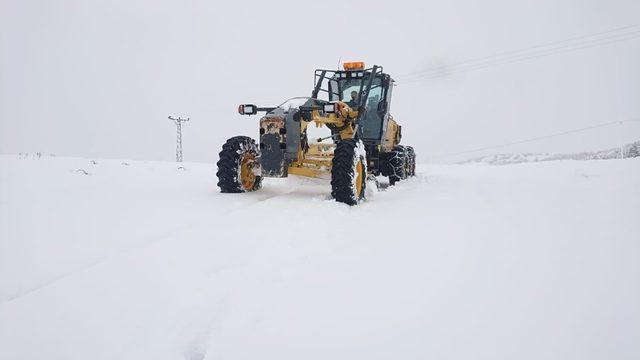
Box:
1;0;639;162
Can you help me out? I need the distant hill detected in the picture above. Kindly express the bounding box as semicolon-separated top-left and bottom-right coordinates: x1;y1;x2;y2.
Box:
460;140;640;165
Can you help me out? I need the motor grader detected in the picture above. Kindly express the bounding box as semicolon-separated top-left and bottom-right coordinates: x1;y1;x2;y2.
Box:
216;62;415;205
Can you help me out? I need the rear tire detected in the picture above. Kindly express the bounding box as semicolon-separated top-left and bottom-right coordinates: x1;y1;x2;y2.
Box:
381;145;407;186
331;139;367;206
216;136;262;193
406;146;416;177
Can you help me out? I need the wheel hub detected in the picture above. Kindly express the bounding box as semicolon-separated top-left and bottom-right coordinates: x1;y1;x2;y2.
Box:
355;159;364;198
240;154;257;190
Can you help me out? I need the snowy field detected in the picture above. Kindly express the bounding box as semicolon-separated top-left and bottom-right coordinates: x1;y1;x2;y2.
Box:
1;154;639;360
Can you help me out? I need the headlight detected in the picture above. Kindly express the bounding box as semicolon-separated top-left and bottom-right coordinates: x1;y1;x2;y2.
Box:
323;103;337;114
238;104;257;115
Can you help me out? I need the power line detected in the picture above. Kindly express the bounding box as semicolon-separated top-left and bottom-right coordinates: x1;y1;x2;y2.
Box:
398;24;640;81
398;24;640;79
432;118;640;159
402;32;640;84
401;31;640;83
397;24;640;84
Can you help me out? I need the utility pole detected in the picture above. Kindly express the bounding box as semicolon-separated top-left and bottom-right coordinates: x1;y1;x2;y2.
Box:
168;116;189;162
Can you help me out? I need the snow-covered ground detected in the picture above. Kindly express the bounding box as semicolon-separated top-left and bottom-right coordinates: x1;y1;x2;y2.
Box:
1;154;639;360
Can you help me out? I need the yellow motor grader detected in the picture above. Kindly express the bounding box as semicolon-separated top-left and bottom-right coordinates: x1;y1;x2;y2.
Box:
216;62;415;205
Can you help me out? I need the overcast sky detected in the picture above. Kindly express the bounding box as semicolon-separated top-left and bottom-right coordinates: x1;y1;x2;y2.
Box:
1;0;639;162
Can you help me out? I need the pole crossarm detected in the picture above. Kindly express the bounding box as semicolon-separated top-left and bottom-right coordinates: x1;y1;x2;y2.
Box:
168;116;190;123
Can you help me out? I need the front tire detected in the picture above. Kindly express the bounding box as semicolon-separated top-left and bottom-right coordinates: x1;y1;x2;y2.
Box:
331;139;367;206
216;136;262;193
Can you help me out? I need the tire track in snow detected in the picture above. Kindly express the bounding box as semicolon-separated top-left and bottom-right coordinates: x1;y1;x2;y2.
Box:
0;180;310;303
1;172;427;304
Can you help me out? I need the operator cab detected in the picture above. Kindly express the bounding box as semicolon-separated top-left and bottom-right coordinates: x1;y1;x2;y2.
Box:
312;62;394;143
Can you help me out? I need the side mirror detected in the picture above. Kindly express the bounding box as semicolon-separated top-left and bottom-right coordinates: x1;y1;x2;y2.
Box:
238;104;258;115
377;100;387;113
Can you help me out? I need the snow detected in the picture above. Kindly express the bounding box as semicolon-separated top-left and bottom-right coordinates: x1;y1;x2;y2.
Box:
459;140;640;165
1;154;639;360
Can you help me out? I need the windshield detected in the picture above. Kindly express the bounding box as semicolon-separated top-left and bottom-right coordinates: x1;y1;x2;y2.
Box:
329;77;383;103
340;79;362;103
349;77;384;140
